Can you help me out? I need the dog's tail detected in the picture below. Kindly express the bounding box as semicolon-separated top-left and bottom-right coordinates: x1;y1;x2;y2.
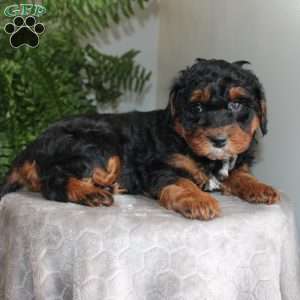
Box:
0;171;23;200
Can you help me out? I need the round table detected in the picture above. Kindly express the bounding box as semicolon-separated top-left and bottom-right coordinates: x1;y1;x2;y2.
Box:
0;192;299;300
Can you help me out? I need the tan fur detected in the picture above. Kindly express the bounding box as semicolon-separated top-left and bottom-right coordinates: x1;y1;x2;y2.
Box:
222;166;280;204
175;117;259;160
228;86;248;100
191;87;211;103
159;178;220;220
67;155;125;206
167;154;208;188
68;155;127;206
67;177;113;207
92;156;121;186
8;161;41;192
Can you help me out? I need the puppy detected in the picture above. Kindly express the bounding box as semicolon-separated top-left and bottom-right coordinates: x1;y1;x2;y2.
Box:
0;59;280;220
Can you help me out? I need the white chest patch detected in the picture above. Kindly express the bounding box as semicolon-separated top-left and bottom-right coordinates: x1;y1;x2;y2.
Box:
204;155;237;192
204;176;221;192
218;160;230;178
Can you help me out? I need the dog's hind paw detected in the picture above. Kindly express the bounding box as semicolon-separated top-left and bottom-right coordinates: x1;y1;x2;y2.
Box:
67;177;114;207
79;192;114;207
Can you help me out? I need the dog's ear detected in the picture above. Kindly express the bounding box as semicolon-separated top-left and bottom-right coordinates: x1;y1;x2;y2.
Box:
168;79;183;117
232;60;267;134
196;58;207;63
255;87;268;135
259;98;268;135
168;89;176;116
232;60;251;68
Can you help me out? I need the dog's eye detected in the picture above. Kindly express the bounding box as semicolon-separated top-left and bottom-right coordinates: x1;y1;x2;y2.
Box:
228;102;242;112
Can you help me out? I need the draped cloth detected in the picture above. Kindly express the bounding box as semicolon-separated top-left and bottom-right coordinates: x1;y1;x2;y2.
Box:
0;192;299;300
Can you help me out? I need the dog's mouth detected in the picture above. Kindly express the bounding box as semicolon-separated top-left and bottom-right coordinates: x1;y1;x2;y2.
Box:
175;118;259;161
206;147;232;160
205;142;243;160
204;135;232;160
182;125;255;160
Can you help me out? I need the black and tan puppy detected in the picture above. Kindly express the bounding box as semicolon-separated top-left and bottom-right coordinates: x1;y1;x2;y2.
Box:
0;59;280;220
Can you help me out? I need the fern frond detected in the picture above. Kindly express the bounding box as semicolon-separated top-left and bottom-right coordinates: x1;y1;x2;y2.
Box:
44;0;149;36
84;46;151;104
0;0;152;180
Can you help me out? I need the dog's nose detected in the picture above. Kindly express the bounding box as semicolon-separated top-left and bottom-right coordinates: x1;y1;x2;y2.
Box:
210;137;227;148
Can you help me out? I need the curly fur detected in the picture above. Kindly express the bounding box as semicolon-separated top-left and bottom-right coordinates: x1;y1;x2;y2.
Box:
0;59;279;219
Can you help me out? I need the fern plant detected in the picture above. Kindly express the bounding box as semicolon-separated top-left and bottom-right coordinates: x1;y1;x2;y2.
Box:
0;0;151;179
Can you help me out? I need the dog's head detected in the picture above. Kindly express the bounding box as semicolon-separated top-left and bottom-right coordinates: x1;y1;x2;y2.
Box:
169;59;267;160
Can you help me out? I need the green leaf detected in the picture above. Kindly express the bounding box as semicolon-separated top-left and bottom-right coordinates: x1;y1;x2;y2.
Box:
0;0;151;180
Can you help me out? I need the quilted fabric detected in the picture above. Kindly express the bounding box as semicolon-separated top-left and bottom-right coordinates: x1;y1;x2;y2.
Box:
0;192;299;300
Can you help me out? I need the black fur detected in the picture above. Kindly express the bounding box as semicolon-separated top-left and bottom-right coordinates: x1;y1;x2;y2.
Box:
0;59;267;203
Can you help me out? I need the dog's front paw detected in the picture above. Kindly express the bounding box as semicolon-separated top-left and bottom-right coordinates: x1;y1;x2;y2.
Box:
172;193;221;220
160;180;221;220
237;182;280;205
222;167;281;205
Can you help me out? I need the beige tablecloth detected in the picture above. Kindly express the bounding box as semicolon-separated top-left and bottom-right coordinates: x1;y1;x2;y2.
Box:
0;192;299;300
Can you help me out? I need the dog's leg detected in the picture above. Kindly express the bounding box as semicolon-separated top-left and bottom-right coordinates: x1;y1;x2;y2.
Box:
221;165;280;204
40;156;123;207
146;162;220;220
159;178;220;220
0;161;40;199
166;153;209;188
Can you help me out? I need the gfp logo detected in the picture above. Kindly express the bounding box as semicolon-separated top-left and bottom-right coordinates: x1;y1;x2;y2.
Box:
3;4;46;48
4;4;46;17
